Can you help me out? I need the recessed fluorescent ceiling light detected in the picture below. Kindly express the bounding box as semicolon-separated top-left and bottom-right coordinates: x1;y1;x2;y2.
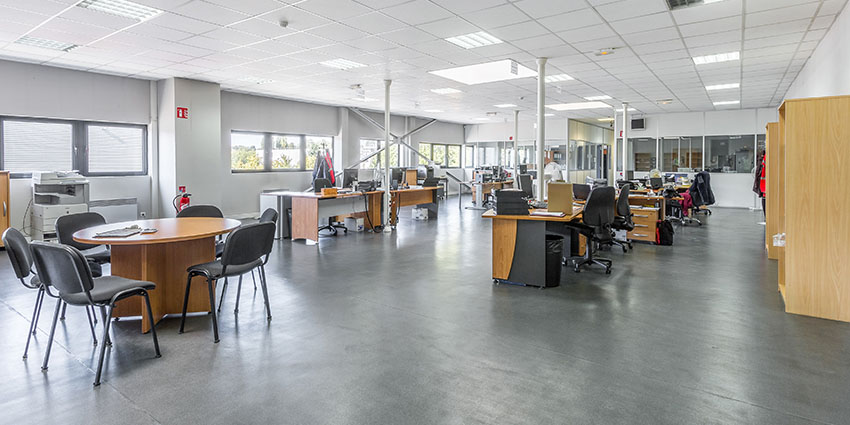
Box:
424;109;444;113
238;76;274;84
693;51;740;65
494;104;517;108
431;88;462;95
704;0;726;4
584;95;612;101
474;118;491;121
713;100;740;105
78;0;162;21
15;35;77;51
615;107;637;112
445;31;503;49
350;97;379;102
544;114;555;117
546;102;613;111
598;118;616;122
320;58;366;70
706;83;740;91
545;74;574;83
430;59;536;85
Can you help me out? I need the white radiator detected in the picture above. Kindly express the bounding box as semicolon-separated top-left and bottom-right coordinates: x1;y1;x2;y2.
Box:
89;198;138;223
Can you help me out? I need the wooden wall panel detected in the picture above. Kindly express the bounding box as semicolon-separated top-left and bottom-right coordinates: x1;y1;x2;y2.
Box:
783;96;850;321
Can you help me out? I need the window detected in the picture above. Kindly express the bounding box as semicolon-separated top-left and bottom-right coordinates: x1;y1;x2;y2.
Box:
432;144;446;166
305;136;333;170
464;145;474;167
231;132;265;171
0;117;148;177
630;138;656;172
87;124;145;174
271;134;301;170
705;135;755;173
447;145;461;168
360;138;397;169
419;143;432;165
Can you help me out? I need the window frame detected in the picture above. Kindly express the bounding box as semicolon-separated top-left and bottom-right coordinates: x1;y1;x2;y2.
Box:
0;115;148;178
230;130;334;173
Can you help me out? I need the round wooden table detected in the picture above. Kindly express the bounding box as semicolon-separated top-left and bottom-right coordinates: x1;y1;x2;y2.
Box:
74;218;240;333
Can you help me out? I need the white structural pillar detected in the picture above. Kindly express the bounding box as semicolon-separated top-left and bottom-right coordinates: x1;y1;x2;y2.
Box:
383;79;392;232
513;110;520;177
536;57;547;202
621;102;629;180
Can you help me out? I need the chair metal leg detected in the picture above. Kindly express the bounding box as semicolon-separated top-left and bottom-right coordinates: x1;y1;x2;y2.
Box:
41;298;63;371
85;303;98;346
91;305;97;324
93;304;114;386
60;302;67;320
179;273;193;334
206;277;220;343
234;275;243;313
32;291;44;335
259;265;272;321
99;306;112;347
23;287;44;359
217;277;228;312
251;270;257;291
142;291;161;358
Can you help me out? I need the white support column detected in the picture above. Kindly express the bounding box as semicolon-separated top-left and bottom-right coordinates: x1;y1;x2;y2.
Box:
383;79;392;232
536;57;547;202
513;110;520;177
621;102;629;180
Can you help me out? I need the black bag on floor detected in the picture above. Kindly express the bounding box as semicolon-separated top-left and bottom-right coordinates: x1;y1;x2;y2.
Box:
656;219;674;245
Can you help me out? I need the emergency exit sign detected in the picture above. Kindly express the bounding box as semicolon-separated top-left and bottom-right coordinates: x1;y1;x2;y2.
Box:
177;107;189;119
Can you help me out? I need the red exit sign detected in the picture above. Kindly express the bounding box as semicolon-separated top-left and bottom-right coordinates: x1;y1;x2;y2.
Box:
176;107;189;119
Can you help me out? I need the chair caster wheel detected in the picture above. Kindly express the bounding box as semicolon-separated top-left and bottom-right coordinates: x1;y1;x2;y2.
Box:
605;269;611;274
622;246;627;253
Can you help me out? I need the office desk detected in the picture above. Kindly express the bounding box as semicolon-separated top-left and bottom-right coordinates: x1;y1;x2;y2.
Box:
283;191;383;244
390;186;439;225
482;207;583;287
578;194;665;243
74;218;241;333
472;180;514;204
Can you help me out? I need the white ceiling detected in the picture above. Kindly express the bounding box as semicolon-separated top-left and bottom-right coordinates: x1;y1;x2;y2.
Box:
0;0;845;124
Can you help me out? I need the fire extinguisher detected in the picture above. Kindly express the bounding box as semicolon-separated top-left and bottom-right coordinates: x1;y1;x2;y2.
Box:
173;186;191;213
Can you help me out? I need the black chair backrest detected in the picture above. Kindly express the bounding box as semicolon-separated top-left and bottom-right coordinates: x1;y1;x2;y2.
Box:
583;186;616;228
3;228;34;283
30;242;94;303
518;174;533;197
313;178;332;192
56;212;106;251
259;208;278;224
221;222;276;268
650;177;663;189
573;183;591;201
177;205;224;218
616;184;631;217
422;177;440;187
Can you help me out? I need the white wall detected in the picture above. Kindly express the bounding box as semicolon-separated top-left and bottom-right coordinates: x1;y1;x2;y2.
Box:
785;4;850;99
0;60;154;228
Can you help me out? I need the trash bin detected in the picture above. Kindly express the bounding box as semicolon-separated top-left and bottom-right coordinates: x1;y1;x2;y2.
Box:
545;234;564;287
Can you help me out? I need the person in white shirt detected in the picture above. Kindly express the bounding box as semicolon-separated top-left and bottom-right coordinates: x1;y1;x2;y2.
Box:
543;158;563;181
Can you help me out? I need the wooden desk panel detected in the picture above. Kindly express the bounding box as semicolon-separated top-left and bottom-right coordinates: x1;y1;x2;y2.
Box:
390;187;438;225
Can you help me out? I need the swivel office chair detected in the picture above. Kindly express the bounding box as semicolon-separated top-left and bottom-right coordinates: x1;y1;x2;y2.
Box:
314;178;347;236
572;183;591;201
567;186;615;274
177;205;226;256
609;184;634;252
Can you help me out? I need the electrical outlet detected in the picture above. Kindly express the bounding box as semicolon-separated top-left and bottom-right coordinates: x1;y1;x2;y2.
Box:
140;212;147;218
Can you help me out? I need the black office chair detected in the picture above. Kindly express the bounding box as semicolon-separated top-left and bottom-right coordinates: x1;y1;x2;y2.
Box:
30;242;160;386
247;208;279;291
567;186;615;274
314;178;347;236
56;212;111;265
179;222;275;343
609;184;634;252
3;228;99;359
177;205;226;257
649;177;664;190
572;183;591;201
518;174;533;198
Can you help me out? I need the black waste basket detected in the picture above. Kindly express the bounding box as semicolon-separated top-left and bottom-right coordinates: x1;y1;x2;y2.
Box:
545;234;564;287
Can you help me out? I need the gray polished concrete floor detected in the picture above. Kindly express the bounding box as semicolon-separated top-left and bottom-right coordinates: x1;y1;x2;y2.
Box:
0;199;848;425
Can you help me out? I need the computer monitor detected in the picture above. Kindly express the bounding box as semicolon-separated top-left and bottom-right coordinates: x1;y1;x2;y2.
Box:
518;174;533;198
518;164;528;174
650;177;663;190
573;183;591;201
391;168;404;185
358;168;376;182
342;169;358;188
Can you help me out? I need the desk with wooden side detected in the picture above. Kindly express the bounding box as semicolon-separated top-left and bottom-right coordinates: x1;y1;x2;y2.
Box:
482;207;583;287
390;186;439;225
285;191;383;244
472;180;514;204
74;218;241;333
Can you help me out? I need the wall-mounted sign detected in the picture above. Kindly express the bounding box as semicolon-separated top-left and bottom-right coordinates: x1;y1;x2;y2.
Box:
176;107;189;119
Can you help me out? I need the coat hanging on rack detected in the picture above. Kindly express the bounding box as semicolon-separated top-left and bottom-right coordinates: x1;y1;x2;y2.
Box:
311;149;335;185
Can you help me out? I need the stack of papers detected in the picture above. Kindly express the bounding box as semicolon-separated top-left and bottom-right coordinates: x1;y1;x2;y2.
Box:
530;211;565;218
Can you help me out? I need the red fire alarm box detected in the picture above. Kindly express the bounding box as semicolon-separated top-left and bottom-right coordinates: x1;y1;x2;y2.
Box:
177;107;189;119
